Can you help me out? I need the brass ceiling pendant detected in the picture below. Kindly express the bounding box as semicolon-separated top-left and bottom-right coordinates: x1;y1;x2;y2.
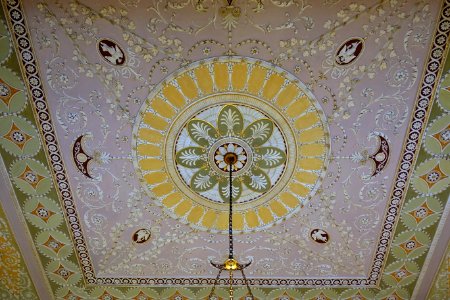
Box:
208;152;254;300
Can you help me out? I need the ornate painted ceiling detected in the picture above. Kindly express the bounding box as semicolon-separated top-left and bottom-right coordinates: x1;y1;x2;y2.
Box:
0;0;449;299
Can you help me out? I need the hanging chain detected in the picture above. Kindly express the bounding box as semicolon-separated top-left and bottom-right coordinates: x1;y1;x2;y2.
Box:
208;268;223;300
229;269;234;300
240;268;254;299
229;165;234;259
209;155;254;299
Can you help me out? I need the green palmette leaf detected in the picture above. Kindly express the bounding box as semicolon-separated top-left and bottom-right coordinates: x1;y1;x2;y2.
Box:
175;147;205;168
218;177;242;203
255;147;286;168
242;169;271;193
243;118;273;147
217;105;244;136
187;119;218;147
190;169;218;192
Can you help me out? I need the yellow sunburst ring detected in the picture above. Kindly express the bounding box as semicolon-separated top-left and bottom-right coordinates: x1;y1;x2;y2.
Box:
133;57;329;233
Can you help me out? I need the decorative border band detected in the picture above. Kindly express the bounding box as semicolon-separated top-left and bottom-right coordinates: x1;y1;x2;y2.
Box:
3;0;97;284
368;0;450;287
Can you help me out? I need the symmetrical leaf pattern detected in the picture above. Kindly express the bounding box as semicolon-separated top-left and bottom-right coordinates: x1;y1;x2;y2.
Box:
175;147;204;168
193;173;212;190
218;105;243;136
191;169;218;192
177;104;284;202
187;119;217;146
251;123;270;139
256;147;286;168
243;169;271;193
249;174;267;190
243;119;273;147
219;179;242;202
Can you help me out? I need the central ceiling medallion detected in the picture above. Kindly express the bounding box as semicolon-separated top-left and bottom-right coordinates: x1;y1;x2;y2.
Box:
175;103;287;204
133;57;330;233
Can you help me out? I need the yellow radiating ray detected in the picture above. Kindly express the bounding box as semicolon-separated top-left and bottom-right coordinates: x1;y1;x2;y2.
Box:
247;66;267;95
138;158;164;170
195;65;213;94
138;128;164;144
258;206;274;224
162;192;183;208
163;84;185;108
232;213;244;231
269;201;288;217
216;211;229;230
294;171;318;184
298;158;323;170
152;182;175;197
298;126;325;143
294;112;320;130
177;74;198;100
150;97;176;119
187;206;204;224
280;192;300;208
143;113;169;131
245;210;260;228
286;96;310;118
144;172;168;185
137;144;161;156
279;192;300;208
299;143;326;156
275;83;299;107
231;62;247;91
174;199;193;217
214;63;229;91
263;73;284;100
289;182;310;197
202;210;217;228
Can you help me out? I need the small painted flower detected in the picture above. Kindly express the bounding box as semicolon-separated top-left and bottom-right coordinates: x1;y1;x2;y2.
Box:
415;207;428;218
37;208;49;218
215;143;247;171
0;83;10;97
